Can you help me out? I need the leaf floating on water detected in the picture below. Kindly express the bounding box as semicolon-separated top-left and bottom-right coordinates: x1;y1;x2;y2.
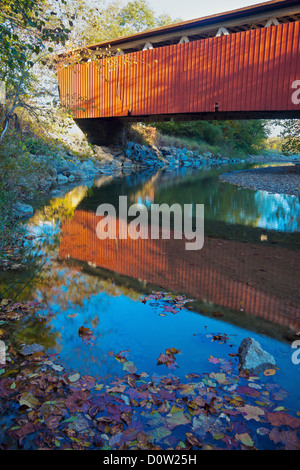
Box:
157;348;181;369
166;347;181;355
263;368;276;376
256;427;270;436
2;293;300;451
239;405;265;421
269;428;300;450
114;350;130;364
208;356;220;364
266;411;300;428
19;392;40;409
235;432;255;447
185;432;202;448
78;326;93;340
69;372;80;383
122;361;137;374
44;360;64;372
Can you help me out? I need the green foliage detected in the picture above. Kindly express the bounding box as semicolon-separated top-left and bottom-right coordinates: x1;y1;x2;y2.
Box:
80;0;180;44
151;119;270;154
280;119;300;155
0;0;72;140
220;120;270;153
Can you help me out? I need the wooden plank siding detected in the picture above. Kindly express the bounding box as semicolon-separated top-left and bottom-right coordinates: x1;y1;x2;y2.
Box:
57;22;300;119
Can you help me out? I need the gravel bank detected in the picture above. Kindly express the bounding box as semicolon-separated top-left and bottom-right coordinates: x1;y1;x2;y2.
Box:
219;164;300;197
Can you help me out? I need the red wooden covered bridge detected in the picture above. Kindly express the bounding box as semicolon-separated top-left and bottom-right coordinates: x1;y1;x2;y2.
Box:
57;0;300;145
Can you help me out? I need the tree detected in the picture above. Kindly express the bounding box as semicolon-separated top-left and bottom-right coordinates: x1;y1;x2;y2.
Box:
0;0;71;140
220;120;270;153
280;120;300;155
79;0;179;45
152;119;270;153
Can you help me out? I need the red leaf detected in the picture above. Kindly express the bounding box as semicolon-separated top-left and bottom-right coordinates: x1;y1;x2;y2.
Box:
267;411;300;428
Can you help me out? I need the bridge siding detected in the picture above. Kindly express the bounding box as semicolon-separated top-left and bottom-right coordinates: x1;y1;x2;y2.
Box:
58;22;300;119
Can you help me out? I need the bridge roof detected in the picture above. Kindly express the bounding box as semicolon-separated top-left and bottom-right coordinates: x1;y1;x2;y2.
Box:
79;0;300;54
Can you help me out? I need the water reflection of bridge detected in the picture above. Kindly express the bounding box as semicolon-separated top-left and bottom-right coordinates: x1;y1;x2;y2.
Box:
59;210;300;329
58;209;300;333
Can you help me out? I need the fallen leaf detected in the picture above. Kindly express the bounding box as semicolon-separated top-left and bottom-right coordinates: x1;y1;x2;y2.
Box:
263;369;276;376
267;411;300;428
69;372;80;383
269;428;300;450
239;405;265;421
78;326;93;341
122;361;137;374
235;432;254;447
185;432;202;448
19;392;40;409
208;356;220;364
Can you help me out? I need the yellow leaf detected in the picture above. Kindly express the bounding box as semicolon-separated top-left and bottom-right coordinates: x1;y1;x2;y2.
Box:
235;433;254;447
263;369;276;376
95;383;104;391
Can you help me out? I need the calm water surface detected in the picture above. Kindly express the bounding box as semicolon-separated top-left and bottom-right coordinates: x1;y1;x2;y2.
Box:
5;162;300;412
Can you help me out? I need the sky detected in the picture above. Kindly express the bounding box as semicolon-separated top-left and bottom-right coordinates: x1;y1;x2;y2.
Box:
147;0;263;21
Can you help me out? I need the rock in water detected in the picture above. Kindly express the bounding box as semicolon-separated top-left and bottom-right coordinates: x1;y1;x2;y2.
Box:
13;202;34;218
238;337;276;373
19;343;44;355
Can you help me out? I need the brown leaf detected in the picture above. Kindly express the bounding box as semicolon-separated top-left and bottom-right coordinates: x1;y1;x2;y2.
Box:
269;428;300;449
267;411;300;428
45;415;61;430
78;326;93;340
114;350;129;364
110;423;124;435
121;411;132;426
106;385;126;394
185;432;202;448
157;348;180;369
15;422;36;438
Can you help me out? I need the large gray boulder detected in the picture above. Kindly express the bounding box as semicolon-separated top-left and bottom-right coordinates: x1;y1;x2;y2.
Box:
80;160;98;174
238;337;276;374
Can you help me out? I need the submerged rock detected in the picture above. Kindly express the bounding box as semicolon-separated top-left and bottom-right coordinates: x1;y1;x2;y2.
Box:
19;343;44;356
238;337;276;374
13;202;34;219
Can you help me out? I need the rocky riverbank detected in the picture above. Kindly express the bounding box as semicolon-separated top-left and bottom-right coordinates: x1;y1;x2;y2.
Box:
220;161;300;197
12;141;241;218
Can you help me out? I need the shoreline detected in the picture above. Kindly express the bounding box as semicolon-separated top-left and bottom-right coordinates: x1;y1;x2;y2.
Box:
0;141;240;271
219;161;300;197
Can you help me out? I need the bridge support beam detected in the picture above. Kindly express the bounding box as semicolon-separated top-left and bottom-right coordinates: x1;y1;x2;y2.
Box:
74;118;126;147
